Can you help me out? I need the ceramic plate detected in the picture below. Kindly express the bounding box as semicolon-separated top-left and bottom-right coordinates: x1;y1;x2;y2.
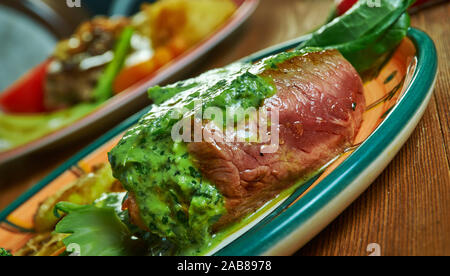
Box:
0;28;437;256
0;0;259;166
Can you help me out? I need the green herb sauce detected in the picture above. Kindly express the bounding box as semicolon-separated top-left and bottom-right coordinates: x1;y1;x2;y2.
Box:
0;103;98;151
263;47;323;69
109;51;310;248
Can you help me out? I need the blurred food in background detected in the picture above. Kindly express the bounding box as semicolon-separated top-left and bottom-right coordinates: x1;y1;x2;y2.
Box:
46;17;130;110
114;0;237;93
0;0;237;153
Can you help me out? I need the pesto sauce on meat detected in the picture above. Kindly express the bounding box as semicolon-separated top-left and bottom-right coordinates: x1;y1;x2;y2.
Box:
108;50;310;248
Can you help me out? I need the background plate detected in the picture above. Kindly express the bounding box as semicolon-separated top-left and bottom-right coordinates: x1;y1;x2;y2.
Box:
0;0;259;166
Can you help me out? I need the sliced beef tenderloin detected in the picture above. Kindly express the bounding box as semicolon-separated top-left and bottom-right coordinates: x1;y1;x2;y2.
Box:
124;49;365;233
188;49;365;228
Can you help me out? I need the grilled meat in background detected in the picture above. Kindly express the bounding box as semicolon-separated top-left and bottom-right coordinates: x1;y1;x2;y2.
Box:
117;49;365;243
44;17;129;110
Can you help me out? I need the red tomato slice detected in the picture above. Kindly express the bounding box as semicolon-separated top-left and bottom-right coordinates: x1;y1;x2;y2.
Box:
336;0;358;16
0;59;51;114
336;0;432;16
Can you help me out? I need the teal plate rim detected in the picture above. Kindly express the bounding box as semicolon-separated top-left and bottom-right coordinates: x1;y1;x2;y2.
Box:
0;28;438;256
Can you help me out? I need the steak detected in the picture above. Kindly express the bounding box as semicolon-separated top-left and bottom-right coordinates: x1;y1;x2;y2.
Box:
124;49;365;231
188;49;365;228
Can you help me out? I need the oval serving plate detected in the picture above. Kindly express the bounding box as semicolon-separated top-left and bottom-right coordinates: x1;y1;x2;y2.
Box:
0;0;259;166
0;28;437;256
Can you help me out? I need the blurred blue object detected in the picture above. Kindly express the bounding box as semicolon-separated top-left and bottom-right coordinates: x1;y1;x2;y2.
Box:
0;4;56;92
84;0;155;16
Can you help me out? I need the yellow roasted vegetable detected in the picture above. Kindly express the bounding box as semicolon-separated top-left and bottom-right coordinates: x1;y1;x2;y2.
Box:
139;0;237;48
34;163;123;233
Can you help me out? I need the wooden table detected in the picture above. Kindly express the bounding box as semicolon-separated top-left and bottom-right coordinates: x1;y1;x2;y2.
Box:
0;0;449;256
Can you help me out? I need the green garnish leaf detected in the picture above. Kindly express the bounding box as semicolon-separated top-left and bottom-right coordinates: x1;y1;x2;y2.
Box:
54;202;139;256
92;27;134;102
298;0;414;73
0;248;12;256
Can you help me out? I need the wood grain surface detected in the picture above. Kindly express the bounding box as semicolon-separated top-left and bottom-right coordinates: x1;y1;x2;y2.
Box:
0;0;449;256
